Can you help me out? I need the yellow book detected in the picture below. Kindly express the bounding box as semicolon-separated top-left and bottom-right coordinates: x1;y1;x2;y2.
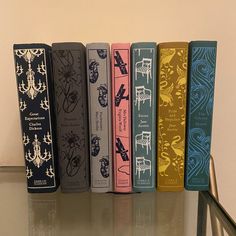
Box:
157;42;188;191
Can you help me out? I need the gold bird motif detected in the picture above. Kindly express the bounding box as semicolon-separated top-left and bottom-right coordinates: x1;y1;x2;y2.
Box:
160;81;174;106
160;49;176;66
159;151;171;176
171;135;184;158
176;65;186;87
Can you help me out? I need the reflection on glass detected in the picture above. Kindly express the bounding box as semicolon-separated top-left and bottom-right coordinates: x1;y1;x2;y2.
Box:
156;192;184;236
58;192;91;236
133;192;156;236
200;192;236;236
26;186;235;236
28;192;58;236
90;193;113;236
184;191;198;236
113;194;133;236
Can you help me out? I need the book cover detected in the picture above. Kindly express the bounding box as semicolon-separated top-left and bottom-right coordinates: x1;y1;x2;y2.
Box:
111;43;132;193
13;43;59;193
131;42;157;192
52;43;89;192
157;42;188;191
185;41;217;191
86;43;113;192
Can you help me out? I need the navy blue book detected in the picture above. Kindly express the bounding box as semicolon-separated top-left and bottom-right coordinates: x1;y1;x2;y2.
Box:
185;41;217;191
13;44;59;193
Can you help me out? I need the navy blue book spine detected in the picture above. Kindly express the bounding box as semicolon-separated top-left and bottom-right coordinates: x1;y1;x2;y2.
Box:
13;44;59;193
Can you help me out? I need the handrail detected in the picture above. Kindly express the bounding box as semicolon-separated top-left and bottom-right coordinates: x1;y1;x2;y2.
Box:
209;155;224;236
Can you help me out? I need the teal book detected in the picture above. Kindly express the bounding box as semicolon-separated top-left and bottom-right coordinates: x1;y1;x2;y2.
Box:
132;42;157;192
185;41;217;191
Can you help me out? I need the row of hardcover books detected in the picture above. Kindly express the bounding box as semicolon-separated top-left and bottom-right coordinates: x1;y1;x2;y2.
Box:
13;41;217;193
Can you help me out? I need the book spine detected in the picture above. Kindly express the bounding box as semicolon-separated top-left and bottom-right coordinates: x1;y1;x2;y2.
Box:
13;44;59;193
111;43;132;192
185;41;217;191
132;43;157;192
86;43;113;192
157;42;188;191
52;43;90;192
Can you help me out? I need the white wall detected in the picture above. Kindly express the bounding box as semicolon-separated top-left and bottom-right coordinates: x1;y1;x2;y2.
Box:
0;0;235;220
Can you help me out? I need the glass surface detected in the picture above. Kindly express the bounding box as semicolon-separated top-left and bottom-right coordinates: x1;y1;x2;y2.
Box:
0;167;235;236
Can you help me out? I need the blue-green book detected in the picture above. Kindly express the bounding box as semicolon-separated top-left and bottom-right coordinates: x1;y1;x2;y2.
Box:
185;41;217;191
131;42;157;192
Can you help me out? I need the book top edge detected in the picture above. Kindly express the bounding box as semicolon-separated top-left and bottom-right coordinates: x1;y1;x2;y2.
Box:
52;42;85;50
158;42;189;48
131;42;157;48
111;43;130;49
13;43;51;50
190;41;217;47
86;42;109;45
86;43;110;49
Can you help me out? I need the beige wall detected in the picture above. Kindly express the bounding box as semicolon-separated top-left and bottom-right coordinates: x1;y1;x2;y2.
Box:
0;0;235;219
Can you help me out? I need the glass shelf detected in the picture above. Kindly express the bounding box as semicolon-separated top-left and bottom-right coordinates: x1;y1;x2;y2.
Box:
0;167;235;236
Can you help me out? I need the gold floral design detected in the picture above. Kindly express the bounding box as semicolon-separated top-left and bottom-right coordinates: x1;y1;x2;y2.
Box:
157;44;188;188
160;81;174;106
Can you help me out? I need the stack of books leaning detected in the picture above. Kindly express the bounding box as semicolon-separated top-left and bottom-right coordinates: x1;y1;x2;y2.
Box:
13;41;217;193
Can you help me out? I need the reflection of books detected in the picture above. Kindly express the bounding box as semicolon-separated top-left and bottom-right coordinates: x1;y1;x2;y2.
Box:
157;192;184;235
133;192;156;235
114;195;133;236
28;194;57;235
116;138;129;161
114;51;128;74
91;194;113;235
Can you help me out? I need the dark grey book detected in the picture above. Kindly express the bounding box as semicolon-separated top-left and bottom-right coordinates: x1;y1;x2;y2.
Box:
52;42;90;192
13;43;59;193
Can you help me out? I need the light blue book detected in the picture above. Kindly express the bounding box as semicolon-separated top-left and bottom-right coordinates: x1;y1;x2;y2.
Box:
185;41;217;191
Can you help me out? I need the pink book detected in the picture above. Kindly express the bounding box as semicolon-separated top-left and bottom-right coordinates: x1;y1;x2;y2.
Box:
111;43;132;192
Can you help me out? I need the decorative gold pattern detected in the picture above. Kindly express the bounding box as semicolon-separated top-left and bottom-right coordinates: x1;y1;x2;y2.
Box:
157;43;188;191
